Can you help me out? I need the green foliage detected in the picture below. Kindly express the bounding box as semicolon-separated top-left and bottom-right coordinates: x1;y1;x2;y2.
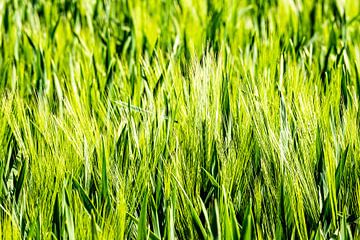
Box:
0;0;360;239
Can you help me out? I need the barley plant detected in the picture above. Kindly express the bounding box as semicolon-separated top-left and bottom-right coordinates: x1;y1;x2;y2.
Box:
0;0;359;239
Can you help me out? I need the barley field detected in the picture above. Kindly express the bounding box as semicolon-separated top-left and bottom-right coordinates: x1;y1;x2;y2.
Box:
0;0;359;239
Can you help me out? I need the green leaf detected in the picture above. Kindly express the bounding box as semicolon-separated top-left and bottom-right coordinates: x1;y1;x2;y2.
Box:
72;178;96;216
335;145;349;194
52;194;62;240
15;159;27;202
241;200;253;240
138;190;149;240
101;139;109;202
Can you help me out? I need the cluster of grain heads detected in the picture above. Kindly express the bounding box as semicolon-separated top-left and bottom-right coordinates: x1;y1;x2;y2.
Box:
0;0;360;239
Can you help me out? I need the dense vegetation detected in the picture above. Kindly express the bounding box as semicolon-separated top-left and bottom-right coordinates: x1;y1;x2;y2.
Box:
0;0;359;239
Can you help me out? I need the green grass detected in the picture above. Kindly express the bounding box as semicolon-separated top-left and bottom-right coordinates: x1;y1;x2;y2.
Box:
0;0;360;239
